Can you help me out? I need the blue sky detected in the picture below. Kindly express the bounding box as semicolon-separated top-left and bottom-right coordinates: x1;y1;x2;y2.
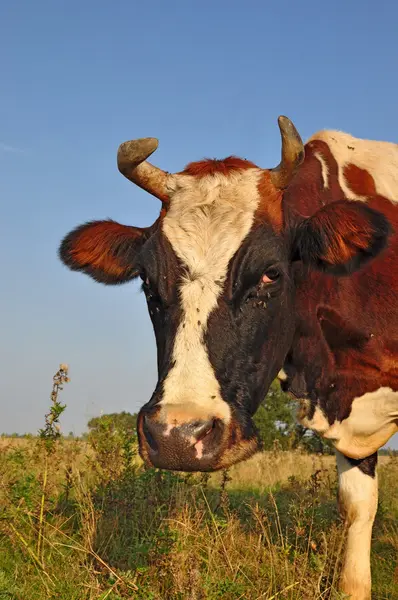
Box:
1;0;397;449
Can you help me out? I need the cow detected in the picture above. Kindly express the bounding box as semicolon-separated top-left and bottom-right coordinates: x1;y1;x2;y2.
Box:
59;116;398;599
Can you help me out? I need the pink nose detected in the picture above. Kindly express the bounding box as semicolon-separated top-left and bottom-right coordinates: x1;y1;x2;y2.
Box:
139;413;224;471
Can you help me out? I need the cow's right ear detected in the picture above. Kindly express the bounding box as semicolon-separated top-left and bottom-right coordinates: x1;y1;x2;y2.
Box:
59;220;150;285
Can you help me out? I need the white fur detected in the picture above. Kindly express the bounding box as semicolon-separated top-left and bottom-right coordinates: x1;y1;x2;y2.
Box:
313;151;329;190
298;388;398;459
298;399;330;433
325;387;398;459
160;169;262;426
307;130;398;202
336;450;378;600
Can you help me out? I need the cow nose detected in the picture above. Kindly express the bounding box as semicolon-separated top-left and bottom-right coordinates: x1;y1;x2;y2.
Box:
144;417;215;449
140;413;225;471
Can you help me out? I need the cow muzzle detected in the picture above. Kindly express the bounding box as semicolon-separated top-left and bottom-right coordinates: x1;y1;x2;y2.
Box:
137;407;260;472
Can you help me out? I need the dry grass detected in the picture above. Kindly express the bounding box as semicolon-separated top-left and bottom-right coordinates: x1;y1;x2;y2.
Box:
1;435;397;599
209;449;336;491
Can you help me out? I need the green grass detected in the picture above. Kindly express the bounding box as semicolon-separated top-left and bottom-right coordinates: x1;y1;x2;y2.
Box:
1;436;397;599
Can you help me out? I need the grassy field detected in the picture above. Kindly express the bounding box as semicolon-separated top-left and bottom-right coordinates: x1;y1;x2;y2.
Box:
1;435;397;600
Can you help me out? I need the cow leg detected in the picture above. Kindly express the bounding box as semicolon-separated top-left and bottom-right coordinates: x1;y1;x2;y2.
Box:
335;450;378;600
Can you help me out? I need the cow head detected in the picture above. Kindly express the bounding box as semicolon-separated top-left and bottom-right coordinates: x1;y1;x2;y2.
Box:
59;117;390;472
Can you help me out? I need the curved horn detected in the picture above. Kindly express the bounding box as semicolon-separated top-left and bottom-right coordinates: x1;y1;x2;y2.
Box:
117;138;169;203
270;116;305;189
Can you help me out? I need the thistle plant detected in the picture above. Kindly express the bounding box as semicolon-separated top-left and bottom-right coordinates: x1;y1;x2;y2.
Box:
36;363;69;560
38;363;69;452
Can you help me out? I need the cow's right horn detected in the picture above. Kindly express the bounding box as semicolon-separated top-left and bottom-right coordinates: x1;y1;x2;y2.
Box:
117;138;169;204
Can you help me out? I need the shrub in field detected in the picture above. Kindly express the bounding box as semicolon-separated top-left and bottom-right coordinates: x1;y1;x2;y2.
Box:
87;412;138;481
88;412;138;438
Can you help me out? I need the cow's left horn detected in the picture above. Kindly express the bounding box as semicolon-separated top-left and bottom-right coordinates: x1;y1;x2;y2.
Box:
270;116;305;189
117;138;169;204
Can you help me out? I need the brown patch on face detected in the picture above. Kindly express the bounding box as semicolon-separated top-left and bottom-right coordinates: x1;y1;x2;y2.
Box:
343;163;377;197
181;156;258;178
255;170;284;231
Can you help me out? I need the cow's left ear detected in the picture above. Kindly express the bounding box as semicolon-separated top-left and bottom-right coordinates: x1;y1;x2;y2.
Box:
291;200;391;275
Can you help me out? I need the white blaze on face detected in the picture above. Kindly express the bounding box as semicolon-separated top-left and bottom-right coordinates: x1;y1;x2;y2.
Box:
160;168;262;427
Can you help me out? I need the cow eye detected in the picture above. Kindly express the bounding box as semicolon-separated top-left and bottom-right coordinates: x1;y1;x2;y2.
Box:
240;269;280;308
261;268;280;284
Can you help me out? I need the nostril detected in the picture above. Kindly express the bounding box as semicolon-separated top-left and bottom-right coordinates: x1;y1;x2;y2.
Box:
143;415;159;452
193;419;221;459
189;418;217;442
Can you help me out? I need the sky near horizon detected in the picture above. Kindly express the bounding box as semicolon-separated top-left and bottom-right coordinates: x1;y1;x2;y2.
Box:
1;0;397;449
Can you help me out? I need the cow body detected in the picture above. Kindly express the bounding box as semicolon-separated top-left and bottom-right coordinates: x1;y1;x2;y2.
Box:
278;133;398;599
281;131;398;459
59;118;398;599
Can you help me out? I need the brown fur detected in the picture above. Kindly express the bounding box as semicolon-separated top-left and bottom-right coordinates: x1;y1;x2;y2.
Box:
344;163;377;196
255;171;284;230
314;202;385;265
181;156;258;177
60;220;151;284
